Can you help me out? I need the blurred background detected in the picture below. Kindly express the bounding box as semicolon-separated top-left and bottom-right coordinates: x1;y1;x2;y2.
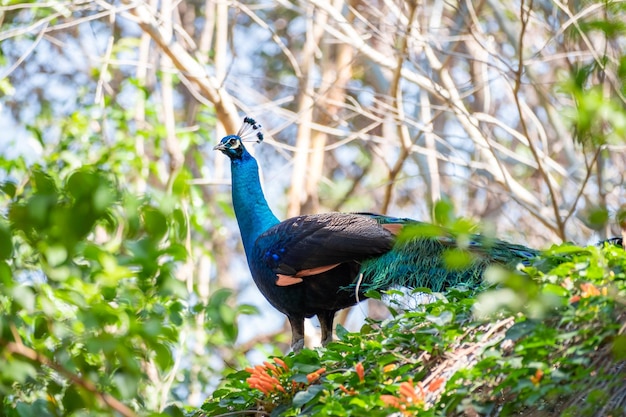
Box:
1;0;625;409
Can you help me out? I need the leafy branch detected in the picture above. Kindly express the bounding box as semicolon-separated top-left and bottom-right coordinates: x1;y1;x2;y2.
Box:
0;338;137;417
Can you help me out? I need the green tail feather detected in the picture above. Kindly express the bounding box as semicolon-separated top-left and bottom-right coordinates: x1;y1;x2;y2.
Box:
359;230;539;293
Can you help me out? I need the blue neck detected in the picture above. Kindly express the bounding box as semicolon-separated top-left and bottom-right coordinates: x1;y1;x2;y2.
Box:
230;151;280;262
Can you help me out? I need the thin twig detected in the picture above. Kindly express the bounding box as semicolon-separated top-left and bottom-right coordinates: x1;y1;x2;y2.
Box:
0;21;48;79
94;8;116;106
562;146;603;226
511;0;566;239
381;0;419;214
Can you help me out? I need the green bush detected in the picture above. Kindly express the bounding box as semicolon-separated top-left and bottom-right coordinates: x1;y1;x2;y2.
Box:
199;242;626;416
0;166;255;417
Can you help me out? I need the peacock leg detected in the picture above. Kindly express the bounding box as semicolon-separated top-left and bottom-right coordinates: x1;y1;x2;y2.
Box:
318;310;336;347
288;315;305;352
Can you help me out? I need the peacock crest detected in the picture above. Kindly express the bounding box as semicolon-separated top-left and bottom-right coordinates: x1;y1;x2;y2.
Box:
237;116;264;143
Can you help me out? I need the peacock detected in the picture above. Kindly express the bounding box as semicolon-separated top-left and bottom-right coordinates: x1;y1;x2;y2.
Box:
213;117;614;351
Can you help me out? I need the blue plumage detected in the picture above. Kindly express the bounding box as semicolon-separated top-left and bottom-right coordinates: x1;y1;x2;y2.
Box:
214;118;620;351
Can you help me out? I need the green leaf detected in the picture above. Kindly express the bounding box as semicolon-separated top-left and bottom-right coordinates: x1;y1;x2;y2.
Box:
172;169;191;197
162;404;186;417
44;245;67;267
0;260;12;286
237;303;259;316
398;222;446;241
142;206;168;240
442;248;474;270
1;359;37;383
364;289;382;300
15;400;54;417
433;198;455;226
612;335;626;360
335;323;349;340
163;243;188;261
348;397;368;408
113;372;139;400
541;283;569;298
505;320;537;342
0;223;13;260
11;285;35;312
169;301;185;325
427;310;453;326
1;181;16;198
31;170;57;195
585;206;609;230
172;208;188;241
33;316;49;339
208;288;234;307
292;385;325;407
62;385;86;413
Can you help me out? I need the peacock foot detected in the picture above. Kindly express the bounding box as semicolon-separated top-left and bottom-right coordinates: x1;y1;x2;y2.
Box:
321;335;333;347
291;338;305;352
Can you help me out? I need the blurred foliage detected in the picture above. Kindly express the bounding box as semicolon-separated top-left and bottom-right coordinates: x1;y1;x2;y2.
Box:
0;101;257;416
1;0;626;415
560;9;626;147
200;242;626;416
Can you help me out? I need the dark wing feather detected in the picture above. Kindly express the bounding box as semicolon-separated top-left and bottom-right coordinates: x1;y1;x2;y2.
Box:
254;212;395;276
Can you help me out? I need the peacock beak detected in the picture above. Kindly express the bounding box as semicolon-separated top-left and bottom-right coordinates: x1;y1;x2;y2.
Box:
213;143;227;151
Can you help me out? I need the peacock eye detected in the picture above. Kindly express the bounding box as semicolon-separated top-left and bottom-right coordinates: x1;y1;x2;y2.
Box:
229;138;238;146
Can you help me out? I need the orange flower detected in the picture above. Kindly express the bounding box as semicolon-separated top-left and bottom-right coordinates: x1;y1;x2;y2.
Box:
245;360;287;395
355;362;365;382
398;380;424;404
247;375;281;395
306;373;319;383
530;369;544;386
427;377;445;392
306;367;326;383
580;282;601;297
380;379;425;415
569;295;581;304
383;363;397;373
381;394;403;409
264;361;278;373
339;384;356;395
274;357;289;371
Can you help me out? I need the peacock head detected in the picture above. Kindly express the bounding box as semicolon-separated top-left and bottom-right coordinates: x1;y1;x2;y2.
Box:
213;117;263;160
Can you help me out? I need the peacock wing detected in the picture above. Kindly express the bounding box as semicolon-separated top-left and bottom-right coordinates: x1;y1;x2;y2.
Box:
254;213;395;285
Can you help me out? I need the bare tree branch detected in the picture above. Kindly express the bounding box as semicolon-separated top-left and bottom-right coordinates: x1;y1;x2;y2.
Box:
120;0;240;133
